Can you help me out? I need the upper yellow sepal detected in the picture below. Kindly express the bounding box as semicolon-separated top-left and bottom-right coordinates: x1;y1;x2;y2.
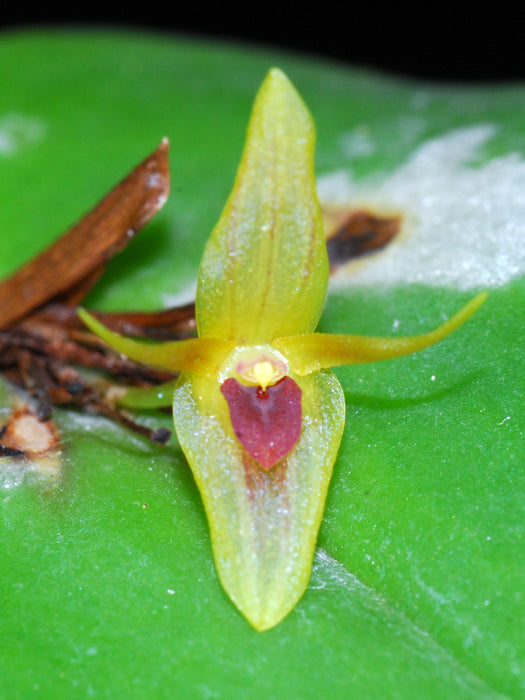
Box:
196;68;329;345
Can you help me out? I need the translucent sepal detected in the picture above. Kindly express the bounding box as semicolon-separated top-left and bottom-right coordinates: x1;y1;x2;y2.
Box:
172;368;345;630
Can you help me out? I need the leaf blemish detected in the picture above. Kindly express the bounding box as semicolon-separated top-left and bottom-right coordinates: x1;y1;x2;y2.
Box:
0;402;63;488
324;206;402;271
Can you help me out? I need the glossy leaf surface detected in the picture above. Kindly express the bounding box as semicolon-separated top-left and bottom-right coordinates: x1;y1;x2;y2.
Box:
0;30;523;699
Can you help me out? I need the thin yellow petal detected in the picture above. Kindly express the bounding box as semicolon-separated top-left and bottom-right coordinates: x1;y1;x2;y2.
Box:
172;368;345;631
78;309;234;377
275;292;488;375
196;68;328;344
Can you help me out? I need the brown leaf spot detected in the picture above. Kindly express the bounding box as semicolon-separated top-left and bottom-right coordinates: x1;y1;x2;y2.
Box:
1;405;60;457
324;207;401;270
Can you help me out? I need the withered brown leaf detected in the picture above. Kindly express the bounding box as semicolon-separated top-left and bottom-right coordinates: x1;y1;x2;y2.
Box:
0;140;179;449
0;138;170;330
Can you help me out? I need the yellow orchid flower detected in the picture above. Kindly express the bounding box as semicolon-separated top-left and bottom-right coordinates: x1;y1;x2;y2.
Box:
79;68;487;631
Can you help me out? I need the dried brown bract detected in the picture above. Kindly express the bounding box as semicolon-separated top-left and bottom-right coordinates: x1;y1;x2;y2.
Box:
0;141;182;448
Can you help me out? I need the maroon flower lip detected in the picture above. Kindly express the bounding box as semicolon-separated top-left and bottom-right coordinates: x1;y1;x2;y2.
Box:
220;376;302;470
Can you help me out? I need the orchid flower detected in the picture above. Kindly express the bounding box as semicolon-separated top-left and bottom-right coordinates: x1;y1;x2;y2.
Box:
79;69;487;631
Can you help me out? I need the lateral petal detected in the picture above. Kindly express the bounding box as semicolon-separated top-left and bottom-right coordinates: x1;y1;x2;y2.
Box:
172;368;345;631
196;68;328;344
78;309;234;377
276;292;488;375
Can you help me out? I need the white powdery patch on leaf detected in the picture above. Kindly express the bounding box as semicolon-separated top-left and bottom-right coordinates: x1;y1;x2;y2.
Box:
319;125;525;290
0;113;46;156
162;278;197;308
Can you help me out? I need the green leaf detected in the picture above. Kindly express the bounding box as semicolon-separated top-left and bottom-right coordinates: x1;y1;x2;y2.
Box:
0;29;523;699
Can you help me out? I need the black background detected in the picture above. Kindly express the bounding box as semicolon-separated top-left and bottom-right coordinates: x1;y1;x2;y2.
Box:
0;8;523;84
